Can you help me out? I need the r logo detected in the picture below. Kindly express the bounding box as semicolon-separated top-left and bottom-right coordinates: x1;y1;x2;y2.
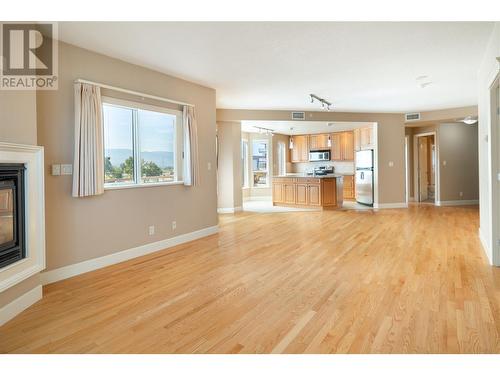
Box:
2;23;53;76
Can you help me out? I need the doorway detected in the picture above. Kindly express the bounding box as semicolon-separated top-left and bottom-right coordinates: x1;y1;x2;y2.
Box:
415;133;437;204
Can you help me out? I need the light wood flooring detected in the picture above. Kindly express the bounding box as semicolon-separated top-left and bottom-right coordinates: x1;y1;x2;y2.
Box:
1;204;499;353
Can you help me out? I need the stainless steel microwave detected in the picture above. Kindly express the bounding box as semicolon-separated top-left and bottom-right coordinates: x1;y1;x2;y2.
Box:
309;150;331;162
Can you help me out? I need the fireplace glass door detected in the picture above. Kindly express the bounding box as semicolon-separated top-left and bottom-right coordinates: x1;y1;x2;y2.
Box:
0;164;26;269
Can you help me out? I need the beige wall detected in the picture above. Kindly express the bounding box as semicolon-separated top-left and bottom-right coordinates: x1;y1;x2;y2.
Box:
0;92;37;145
439;123;479;201
37;41;218;271
407;123;479;204
218;109;406;205
217;122;242;209
0;74;40;308
272;133;290;176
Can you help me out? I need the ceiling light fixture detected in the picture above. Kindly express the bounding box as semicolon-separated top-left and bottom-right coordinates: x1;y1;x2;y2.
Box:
459;116;478;125
310;94;332;111
416;75;433;89
253;126;275;135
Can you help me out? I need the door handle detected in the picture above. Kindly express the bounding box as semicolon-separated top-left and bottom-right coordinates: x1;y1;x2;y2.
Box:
361;172;364;179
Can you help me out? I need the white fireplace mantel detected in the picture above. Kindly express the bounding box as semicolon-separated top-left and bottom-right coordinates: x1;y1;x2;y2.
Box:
0;142;45;293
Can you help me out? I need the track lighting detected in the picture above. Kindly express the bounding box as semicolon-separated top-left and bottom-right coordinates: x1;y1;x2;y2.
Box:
254;126;275;135
310;94;333;111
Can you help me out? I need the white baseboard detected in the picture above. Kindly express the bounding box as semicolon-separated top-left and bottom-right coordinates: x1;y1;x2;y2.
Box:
244;196;272;202
41;225;219;285
217;206;242;214
436;200;479;206
373;202;408;209
0;285;42;326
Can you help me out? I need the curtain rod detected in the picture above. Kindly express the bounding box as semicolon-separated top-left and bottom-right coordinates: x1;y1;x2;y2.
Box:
74;78;195;108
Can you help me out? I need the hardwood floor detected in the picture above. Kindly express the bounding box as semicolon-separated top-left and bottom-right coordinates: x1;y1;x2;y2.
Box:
1;204;499;353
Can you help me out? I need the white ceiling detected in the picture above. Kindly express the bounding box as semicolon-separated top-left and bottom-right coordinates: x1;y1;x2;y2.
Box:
59;22;494;112
242;121;374;135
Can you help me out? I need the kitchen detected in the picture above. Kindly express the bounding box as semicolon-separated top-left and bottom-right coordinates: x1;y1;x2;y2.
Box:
241;121;376;210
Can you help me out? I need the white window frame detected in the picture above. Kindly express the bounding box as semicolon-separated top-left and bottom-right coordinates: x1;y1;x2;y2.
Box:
102;96;183;190
251;139;269;188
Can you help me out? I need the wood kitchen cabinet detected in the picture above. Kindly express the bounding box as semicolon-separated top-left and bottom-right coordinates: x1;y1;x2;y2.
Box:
354;128;361;151
309;134;330;150
331;133;342;161
290;135;309;163
331;131;354;161
307;184;322;206
341;131;355;161
343;175;355;200
354;127;374;151
272;176;342;209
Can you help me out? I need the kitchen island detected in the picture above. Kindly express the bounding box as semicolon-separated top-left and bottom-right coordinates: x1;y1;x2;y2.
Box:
272;174;343;209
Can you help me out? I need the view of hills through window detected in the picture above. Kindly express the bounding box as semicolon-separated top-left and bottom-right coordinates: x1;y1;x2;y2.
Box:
103;103;178;185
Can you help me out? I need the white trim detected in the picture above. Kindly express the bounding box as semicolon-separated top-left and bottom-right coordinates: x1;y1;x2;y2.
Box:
414;131;439;205
244;195;273;202
479;227;491;261
0;285;42;326
0;142;45;293
104;181;184;190
435;200;479;206
373;202;408;209
217;207;242;214
75;78;194;108
40;225;218;285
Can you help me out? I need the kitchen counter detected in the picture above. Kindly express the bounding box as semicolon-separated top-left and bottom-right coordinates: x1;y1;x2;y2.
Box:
272;175;343;209
273;173;344;179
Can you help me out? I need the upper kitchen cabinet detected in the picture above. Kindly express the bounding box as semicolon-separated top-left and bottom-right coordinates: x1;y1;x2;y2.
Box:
354;127;374;151
290;135;309;163
309;134;330;150
331;131;354;161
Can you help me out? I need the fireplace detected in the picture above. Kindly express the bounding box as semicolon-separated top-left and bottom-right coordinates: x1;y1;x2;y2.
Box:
0;163;26;269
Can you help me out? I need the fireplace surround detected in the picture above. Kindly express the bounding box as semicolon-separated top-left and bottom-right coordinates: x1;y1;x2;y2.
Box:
0;142;45;293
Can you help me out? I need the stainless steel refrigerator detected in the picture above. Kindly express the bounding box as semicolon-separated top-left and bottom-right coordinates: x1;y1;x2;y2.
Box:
355;150;374;206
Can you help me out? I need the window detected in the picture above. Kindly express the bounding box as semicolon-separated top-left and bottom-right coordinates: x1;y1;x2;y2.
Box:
252;139;268;187
103;98;183;188
241;139;249;188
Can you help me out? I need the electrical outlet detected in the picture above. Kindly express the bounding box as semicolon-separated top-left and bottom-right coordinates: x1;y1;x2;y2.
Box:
172;221;177;230
148;225;155;236
51;164;61;176
61;164;73;175
207;162;212;171
388;161;394;167
459;192;463;197
442;160;447;166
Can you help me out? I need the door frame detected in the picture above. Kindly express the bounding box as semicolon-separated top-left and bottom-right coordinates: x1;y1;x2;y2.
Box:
414;131;439;204
489;70;500;265
405;135;410;204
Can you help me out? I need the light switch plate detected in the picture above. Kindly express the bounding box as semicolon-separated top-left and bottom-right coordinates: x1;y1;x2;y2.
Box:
51;164;61;176
61;164;73;175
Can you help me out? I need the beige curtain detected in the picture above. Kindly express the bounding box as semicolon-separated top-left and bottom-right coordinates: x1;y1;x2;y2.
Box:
72;83;104;197
183;106;199;186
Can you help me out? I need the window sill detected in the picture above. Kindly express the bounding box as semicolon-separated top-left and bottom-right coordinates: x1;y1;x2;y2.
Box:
105;181;184;191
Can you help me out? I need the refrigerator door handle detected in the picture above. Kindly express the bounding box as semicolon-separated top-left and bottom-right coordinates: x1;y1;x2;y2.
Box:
361;171;364;179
